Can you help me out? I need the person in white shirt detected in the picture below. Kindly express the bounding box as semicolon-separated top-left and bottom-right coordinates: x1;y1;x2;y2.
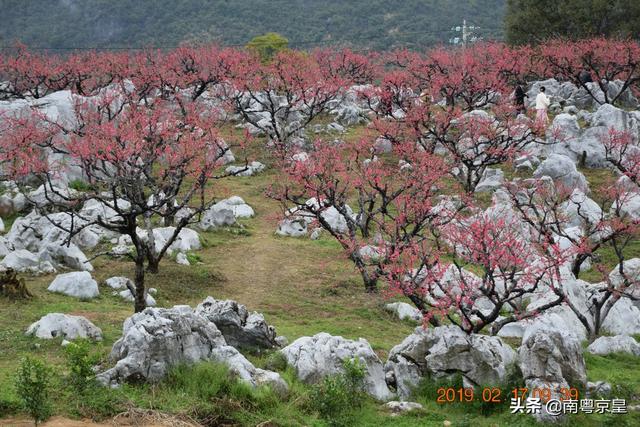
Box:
535;86;551;127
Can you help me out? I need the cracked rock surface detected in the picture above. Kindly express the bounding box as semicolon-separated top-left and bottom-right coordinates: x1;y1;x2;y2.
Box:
96;305;287;395
384;326;517;398
281;332;393;400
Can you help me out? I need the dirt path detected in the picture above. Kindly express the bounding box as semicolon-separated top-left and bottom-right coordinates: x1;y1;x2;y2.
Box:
0;413;200;427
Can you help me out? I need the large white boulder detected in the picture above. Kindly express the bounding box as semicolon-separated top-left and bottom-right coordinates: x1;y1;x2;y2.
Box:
550;113;581;137
384;302;422;323
104;276;130;290
587;335;640;356
39;243;93;272
138;227;201;255
608;258;640;299
276;218;308;237
519;324;587;387
47;271;99;299
560;189;602;228
225;161;265;177
303;198;355;234
26;313;102;341
475;168;504;193
612;192;640;221
601;297;640;336
26;183;79;209
199;207;236;230
199;196;253;231
592;103;640;135
1;249;56;275
518;324;587;423
79;198;131;224
281;332;393;401
212;196;254;219
6;210;111;253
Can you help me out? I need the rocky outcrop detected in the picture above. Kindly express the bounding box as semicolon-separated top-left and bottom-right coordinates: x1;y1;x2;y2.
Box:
195;297;278;351
384;326;517;398
0;249;56;275
384;302;422;323
533;154;589;193
96;305;287;395
518;324;587;422
225;161;265;177
281;332;393;401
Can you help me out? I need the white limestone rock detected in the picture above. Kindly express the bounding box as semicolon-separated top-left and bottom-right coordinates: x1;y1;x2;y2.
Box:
281;332;393;401
587;335;640;357
384;302;422;323
26;313;102;341
47;271;99;299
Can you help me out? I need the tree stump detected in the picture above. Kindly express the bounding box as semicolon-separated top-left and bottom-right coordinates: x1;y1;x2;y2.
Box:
0;269;33;299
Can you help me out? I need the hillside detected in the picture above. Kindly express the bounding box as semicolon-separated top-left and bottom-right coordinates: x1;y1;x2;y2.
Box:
0;0;505;51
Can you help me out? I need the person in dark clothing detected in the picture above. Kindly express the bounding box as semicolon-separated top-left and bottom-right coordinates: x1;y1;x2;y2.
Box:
514;84;527;114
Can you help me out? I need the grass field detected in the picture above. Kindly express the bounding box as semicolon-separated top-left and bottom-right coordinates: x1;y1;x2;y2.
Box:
1;126;639;426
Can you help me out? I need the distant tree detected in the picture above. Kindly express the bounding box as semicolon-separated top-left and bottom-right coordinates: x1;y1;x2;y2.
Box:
505;0;640;45
604;128;640;187
246;32;289;62
228;50;345;151
505;177;639;340
537;38;640;106
386;207;569;335
0;48;249;312
271;136;452;295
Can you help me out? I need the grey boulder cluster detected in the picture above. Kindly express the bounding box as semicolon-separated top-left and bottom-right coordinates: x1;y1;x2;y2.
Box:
195;296;278;351
25;291;640;420
199;196;255;231
95;304;288;396
276;197;355;238
23;296;287;395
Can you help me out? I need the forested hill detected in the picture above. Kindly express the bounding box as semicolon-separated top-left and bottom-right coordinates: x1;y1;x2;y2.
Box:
0;0;505;51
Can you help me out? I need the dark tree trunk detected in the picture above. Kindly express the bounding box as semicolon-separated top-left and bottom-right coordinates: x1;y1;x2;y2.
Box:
146;258;159;274
407;294;440;327
134;258;146;313
571;253;590;279
364;275;378;293
351;252;378;293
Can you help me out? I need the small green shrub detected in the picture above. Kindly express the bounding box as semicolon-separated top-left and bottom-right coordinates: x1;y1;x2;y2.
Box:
309;358;367;427
165;362;235;400
264;351;288;372
70;385;125;420
0;395;21;417
185;252;201;265
64;340;100;392
68;179;92;192
63;341;126;419
14;357;53;426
